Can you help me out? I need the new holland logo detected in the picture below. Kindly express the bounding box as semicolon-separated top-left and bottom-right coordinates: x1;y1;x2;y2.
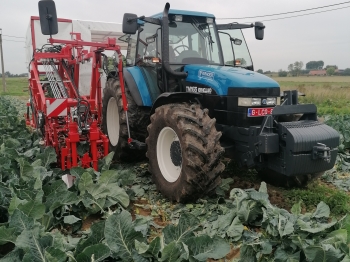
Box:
198;69;215;80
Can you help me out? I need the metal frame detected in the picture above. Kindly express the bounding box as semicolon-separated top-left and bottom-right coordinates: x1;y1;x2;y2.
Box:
27;17;129;170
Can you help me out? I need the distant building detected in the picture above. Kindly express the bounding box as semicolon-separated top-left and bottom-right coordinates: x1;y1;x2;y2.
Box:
309;70;326;76
309;69;340;76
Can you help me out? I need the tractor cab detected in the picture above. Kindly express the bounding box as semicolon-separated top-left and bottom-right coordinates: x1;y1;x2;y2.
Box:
120;4;265;99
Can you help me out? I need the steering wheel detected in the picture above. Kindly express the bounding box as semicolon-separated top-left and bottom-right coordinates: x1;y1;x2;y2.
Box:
173;45;190;55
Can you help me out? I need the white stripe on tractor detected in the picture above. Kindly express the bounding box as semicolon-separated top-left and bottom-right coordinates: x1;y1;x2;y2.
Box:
46;99;67;117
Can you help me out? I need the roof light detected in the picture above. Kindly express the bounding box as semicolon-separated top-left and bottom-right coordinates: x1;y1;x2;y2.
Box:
206;17;213;24
174;15;183;22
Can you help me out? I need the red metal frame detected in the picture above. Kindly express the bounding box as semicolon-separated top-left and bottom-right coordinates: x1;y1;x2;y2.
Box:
26;17;127;170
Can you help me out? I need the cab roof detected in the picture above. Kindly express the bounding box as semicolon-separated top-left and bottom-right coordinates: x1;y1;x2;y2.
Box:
151;9;215;19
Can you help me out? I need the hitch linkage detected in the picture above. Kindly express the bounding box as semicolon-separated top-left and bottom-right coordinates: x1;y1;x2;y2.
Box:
312;143;331;163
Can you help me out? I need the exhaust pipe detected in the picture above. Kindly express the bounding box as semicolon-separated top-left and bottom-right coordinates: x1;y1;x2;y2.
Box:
162;3;187;79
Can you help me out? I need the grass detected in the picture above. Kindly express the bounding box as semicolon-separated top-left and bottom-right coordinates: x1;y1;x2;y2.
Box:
273;76;350;115
0;77;29;97
284;181;350;217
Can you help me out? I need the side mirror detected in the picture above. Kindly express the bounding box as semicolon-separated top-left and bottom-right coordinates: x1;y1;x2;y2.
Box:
254;22;265;40
38;0;58;36
122;13;138;34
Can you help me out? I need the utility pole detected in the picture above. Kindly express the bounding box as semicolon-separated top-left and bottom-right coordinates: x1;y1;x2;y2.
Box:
0;29;6;92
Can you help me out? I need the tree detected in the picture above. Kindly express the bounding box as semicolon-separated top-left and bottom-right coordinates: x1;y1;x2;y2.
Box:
343;68;350;76
288;64;294;73
326;65;338;70
326;67;335;76
278;70;287;77
257;69;263;74
306;60;324;70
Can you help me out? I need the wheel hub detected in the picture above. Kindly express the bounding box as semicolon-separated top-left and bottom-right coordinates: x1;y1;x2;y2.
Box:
170;141;182;167
106;97;120;146
157;127;182;182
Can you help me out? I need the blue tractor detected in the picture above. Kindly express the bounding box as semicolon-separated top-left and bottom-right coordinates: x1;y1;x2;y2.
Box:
102;3;340;202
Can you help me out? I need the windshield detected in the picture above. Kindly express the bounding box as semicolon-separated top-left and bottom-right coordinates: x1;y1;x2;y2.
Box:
218;28;253;68
168;17;222;65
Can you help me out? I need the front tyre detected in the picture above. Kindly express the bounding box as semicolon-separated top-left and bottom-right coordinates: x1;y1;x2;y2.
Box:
146;103;225;202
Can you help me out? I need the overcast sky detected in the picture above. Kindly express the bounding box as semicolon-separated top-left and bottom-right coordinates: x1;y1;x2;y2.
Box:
0;0;349;74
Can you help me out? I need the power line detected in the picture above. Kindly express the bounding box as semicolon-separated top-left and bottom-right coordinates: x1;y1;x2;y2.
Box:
217;1;350;19
3;34;25;39
3;39;25;43
247;6;350;23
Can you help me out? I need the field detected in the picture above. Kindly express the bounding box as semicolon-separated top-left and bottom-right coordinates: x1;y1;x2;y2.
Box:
274;76;350;115
0;77;28;97
1;77;350;261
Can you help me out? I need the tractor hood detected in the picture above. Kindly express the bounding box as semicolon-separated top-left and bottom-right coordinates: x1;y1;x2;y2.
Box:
183;65;280;95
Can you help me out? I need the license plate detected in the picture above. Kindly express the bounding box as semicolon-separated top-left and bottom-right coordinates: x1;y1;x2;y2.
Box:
247;107;273;117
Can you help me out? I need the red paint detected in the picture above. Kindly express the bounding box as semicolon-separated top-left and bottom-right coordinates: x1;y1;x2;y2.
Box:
26;18;132;170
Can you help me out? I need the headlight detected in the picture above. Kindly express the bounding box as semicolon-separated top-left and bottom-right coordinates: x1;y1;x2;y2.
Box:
252;98;261;106
266;97;276;105
174;15;183;22
238;97;261;106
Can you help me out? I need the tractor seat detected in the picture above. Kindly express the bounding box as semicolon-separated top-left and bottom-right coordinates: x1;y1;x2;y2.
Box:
177;50;202;63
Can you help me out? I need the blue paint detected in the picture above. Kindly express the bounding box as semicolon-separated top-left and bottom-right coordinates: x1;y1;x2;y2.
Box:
125;67;152;106
151;9;215;19
183;65;280;95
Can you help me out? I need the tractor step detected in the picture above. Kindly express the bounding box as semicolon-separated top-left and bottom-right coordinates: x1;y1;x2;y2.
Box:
129;139;147;150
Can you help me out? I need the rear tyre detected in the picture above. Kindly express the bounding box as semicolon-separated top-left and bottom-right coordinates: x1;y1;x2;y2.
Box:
102;78;149;161
146;103;225;202
258;169;323;188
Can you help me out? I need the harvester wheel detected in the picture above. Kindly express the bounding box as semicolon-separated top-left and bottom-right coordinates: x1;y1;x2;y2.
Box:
146;103;225;202
102;78;149;161
258;169;323;188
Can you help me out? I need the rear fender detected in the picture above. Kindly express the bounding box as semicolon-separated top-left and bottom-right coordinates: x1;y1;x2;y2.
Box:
106;69;143;106
150;92;202;115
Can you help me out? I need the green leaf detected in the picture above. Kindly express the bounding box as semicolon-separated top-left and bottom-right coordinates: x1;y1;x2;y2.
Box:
100;152;114;171
78;172;94;195
304;244;343;261
321;229;347;245
147;236;162;257
160;241;181;262
76;243;110;262
105;210;144;261
312;201;330;218
17;158;34;181
135;240;149;254
108;186;130;208
291;200;302;215
226;216;244;241
216;178;234;196
15;227;46;262
0;226;17;245
278;214;294;237
63;215;81;225
36;147;57;168
18;200;45;220
274;248;300;262
8;195;28;215
298;219;337;234
44;247;67;262
186;235;230;261
75;221;105;255
163;213;199;244
8;209;35;234
5;138;21;149
0;248;24;262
